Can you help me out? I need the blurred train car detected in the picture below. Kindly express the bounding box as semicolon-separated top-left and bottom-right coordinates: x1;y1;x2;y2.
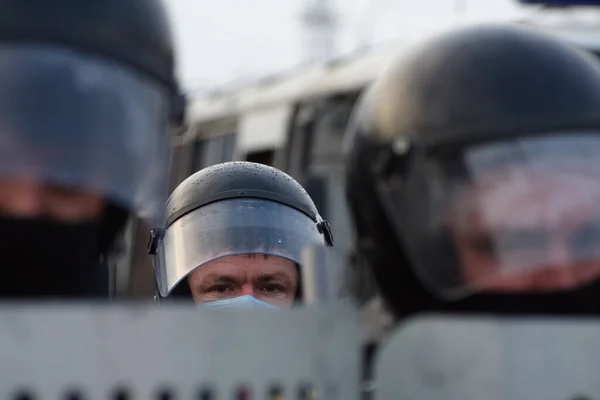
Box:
119;20;600;326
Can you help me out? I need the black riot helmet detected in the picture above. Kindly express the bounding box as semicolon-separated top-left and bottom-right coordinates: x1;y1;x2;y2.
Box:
149;161;334;301
345;24;600;318
0;0;184;298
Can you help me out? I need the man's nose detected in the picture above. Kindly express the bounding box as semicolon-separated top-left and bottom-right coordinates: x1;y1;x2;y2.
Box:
532;241;578;288
545;241;571;266
0;178;46;218
239;284;256;297
531;267;580;289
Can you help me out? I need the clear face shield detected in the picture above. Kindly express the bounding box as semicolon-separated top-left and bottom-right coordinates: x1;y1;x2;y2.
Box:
152;198;328;298
300;243;350;305
0;44;172;224
395;133;600;300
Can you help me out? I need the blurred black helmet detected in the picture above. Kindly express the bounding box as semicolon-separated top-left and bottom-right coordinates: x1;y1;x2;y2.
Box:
0;0;183;221
0;0;184;297
345;24;600;318
149;161;334;300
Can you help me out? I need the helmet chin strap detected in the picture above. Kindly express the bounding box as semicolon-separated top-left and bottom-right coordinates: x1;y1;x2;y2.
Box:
154;291;162;305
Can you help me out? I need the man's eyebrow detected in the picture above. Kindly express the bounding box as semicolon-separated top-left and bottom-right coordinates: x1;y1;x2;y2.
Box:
254;273;294;284
203;275;240;286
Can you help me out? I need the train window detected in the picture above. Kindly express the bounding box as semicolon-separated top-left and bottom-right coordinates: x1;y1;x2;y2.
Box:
306;95;358;166
168;137;187;193
192;133;236;171
285;104;318;178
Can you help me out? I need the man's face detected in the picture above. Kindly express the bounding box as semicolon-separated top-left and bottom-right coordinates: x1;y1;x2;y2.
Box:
448;167;600;293
0;177;104;221
187;254;299;307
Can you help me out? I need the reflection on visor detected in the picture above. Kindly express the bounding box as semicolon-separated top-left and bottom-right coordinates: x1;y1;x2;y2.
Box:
300;244;348;304
154;198;324;297
0;45;171;223
419;134;600;297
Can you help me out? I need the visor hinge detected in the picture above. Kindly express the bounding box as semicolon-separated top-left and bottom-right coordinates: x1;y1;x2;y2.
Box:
374;137;412;181
147;228;164;255
317;220;335;247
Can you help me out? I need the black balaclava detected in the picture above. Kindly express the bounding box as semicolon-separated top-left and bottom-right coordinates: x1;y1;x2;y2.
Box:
0;205;127;299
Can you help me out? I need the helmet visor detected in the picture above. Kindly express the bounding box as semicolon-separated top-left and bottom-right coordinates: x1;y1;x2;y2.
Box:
154;198;325;297
0;45;171;223
402;133;600;299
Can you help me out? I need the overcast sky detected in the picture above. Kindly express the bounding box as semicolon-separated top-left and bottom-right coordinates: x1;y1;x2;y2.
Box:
164;1;538;92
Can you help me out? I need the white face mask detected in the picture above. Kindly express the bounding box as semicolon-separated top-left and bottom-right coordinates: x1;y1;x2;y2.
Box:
197;295;281;310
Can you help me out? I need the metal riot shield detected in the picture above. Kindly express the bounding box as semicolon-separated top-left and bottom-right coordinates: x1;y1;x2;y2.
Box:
375;315;600;400
0;303;360;399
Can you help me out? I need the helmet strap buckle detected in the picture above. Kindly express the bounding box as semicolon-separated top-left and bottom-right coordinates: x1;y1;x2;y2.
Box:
317;220;335;247
147;228;164;255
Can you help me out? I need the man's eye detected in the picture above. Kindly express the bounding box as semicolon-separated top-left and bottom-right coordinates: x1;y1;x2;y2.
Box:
262;285;285;294
209;285;233;293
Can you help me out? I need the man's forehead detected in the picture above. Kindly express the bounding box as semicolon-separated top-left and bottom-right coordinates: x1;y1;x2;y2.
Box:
450;169;600;230
210;249;298;264
190;255;298;281
465;135;600;172
204;271;294;282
